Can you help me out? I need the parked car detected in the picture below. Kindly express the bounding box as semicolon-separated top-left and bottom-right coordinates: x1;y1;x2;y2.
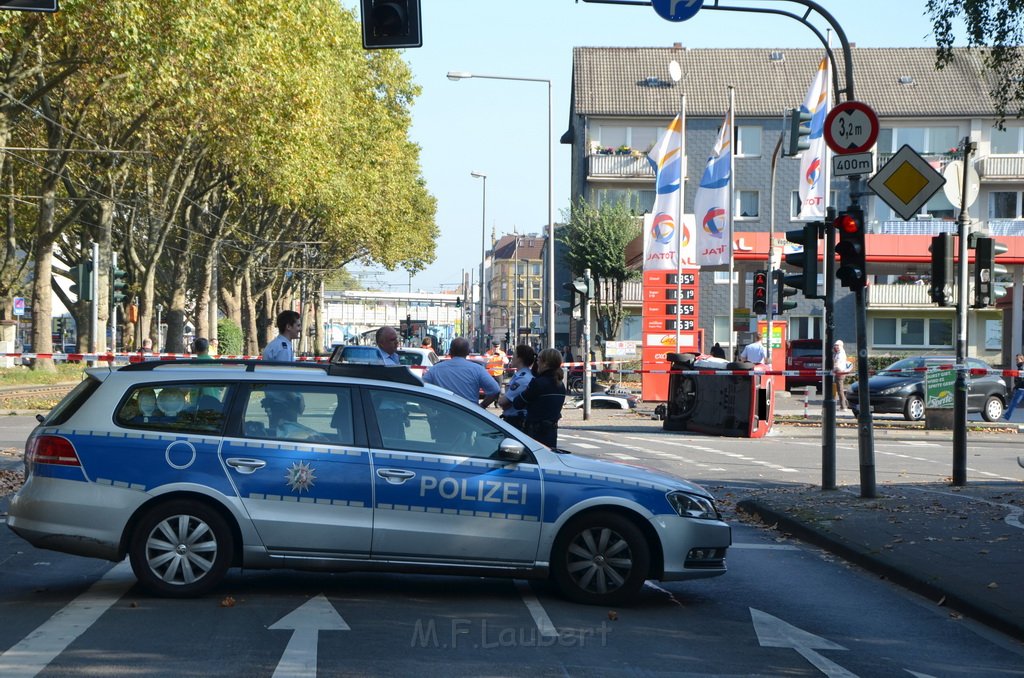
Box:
786;339;823;392
847;356;1007;421
8;360;730;605
329;344;387;365
397;347;439;370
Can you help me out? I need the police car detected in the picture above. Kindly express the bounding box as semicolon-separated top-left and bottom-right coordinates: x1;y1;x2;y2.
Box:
8;360;730;605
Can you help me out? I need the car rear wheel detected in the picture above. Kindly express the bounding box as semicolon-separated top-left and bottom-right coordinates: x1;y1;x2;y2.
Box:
904;395;925;421
551;511;650;606
982;395;1004;422
129;500;233;598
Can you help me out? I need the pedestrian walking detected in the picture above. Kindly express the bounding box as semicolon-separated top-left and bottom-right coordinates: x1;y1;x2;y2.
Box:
423;337;500;407
263;310;300;362
511;347;567;448
1003;353;1024;420
739;333;766;365
833;339;853;410
497;345;536;431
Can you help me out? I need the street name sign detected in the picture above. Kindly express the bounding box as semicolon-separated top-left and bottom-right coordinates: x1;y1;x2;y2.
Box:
824;101;879;154
868;145;946;221
652;0;704;22
832;152;873;177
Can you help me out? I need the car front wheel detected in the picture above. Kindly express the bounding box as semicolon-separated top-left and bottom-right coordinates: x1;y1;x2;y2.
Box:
904;395;925;421
551;511;650;606
982;395;1005;422
129;500;233;598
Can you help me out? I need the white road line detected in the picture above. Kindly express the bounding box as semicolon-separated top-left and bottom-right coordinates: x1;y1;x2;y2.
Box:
731;543;800;551
570;443;600;449
610;453;639;460
0;560;134;678
515;580;558;638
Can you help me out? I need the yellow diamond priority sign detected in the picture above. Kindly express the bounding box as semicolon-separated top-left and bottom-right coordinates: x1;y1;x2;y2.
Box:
868;144;946;220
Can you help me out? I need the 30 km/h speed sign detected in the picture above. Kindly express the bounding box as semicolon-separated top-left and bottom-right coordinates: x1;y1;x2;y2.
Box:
824;101;879;155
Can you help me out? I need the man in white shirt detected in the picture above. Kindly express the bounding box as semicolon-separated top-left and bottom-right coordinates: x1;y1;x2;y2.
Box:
263;310;300;362
375;326;401;366
739;333;767;365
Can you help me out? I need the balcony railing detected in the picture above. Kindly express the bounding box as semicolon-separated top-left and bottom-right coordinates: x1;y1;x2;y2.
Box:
876;219;957;235
866;283;935;308
976;155;1024;179
588;153;655;179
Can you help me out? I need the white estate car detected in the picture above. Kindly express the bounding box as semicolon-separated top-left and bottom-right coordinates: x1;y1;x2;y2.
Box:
8;360;730;605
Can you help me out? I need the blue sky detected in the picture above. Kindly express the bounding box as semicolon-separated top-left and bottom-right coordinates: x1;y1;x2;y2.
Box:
351;1;953;292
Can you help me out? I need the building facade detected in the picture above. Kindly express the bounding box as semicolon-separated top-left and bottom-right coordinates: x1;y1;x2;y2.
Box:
563;46;1024;364
487;233;546;347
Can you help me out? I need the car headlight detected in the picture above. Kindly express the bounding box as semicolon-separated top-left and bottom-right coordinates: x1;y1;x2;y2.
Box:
666;491;720;520
879;385;905;395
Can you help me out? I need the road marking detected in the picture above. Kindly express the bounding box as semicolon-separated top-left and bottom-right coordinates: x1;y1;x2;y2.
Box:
731;543;799;551
624;435;802;474
751;608;856;677
269;594;349;678
610;453;639;460
0;560;134;678
515;580;559;638
569;442;600;449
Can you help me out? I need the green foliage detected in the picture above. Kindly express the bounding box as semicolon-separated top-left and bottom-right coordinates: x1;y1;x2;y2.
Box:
0;363;85;386
217;318;243;355
927;0;1024;124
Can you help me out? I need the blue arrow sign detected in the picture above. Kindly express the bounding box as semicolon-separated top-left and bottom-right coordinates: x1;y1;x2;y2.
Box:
652;0;704;22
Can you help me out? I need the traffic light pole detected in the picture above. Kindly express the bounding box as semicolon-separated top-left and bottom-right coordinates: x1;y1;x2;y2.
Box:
953;138;976;486
583;268;592;421
822;210;837;490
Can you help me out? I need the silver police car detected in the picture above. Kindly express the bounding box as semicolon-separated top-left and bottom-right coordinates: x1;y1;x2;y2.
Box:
8;360;730;605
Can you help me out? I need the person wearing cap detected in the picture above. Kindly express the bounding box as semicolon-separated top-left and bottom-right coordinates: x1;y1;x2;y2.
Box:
485;339;508;391
833;339;852;410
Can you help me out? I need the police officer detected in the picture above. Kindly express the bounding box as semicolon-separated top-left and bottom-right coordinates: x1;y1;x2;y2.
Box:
511;347;567;448
263;310;300;362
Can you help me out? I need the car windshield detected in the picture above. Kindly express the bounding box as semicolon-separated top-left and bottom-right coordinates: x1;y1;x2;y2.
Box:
880;358;925;374
399;352;423;366
790;348;821;358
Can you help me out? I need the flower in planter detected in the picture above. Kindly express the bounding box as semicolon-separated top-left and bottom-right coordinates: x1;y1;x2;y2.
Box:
615;145;632;155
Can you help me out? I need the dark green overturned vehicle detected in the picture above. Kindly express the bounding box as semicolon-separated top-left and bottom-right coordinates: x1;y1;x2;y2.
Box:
848;356;1008;422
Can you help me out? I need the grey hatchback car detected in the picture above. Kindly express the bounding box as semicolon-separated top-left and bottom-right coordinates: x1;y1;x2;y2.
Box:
8;360;730;605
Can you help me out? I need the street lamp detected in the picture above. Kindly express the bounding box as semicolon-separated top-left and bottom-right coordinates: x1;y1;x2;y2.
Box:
448;70;555;349
471;171;487;351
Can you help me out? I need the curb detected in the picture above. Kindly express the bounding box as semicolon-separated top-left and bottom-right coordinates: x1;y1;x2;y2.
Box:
735;498;1024;641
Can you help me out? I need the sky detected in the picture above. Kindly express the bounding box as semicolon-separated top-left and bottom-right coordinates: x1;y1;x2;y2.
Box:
350;0;952;293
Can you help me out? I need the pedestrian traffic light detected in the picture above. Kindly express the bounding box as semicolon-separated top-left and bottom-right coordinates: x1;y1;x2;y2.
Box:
973;236;1008;308
752;269;768;315
112;266;129;304
69;262;93;301
784;222;821;299
929;232;954;306
785;107;813;157
455;296;462;308
835;208;867;290
773;269;797;314
360;0;421;49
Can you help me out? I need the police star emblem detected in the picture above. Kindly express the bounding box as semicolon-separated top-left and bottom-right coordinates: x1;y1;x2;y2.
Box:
285;461;317;493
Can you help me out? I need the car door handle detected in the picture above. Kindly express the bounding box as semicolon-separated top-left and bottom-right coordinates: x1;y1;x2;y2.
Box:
226;458;267;474
376;468;416;484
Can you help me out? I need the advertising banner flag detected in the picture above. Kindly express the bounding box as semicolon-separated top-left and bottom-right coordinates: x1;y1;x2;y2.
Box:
798;57;830;220
694;107;732;266
644;115;696;270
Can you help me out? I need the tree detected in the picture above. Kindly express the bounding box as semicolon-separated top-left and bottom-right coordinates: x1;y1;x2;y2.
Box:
927;0;1024;123
560;196;642;342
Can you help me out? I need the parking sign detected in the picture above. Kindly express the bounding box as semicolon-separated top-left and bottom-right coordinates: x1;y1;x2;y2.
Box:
13;296;25;316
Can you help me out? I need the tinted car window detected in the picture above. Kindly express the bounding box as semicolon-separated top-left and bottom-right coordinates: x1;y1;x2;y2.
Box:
115;383;232;434
241;383;355;445
45;376;102;426
368;389;507;459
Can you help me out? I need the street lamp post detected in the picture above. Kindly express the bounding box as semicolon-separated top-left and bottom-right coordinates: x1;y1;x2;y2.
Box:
448;71;555;349
471;171;487;352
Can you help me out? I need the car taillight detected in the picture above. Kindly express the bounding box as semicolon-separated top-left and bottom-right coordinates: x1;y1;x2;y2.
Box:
27;435;81;467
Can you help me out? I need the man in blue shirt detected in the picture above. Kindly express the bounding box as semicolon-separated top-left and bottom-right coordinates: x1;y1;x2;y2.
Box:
375;326;401;366
263;311;300;362
424;337;499;407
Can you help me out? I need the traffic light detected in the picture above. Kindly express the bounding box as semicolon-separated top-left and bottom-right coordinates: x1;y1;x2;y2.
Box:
455;296;462;308
69;262;93;301
773;269;797;314
784;222;821;298
973;236;1008;308
785;107;813;157
112;266;128;304
835;208;867;290
929;232;954;306
505;330;511;345
752;269;768;315
566;275;593;299
360;0;421;49
405;313;412;339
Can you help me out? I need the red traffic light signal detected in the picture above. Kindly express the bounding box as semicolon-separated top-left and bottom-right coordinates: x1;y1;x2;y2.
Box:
835;208;867;290
752;270;768;315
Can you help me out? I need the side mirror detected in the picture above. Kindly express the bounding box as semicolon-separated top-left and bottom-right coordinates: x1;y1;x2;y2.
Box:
496;438;526;462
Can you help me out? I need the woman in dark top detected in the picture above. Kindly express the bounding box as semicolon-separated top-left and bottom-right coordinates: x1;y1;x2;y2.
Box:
512;347;567;448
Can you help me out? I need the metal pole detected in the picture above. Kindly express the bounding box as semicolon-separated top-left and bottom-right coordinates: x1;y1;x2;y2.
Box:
583;267;592;421
675;95;686;352
953;138;975;486
110;251;118;353
822;207;837;490
546;80;555;350
90;241;99;354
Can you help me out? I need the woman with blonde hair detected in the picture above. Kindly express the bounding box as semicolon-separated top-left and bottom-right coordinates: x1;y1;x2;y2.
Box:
511;347;567;448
